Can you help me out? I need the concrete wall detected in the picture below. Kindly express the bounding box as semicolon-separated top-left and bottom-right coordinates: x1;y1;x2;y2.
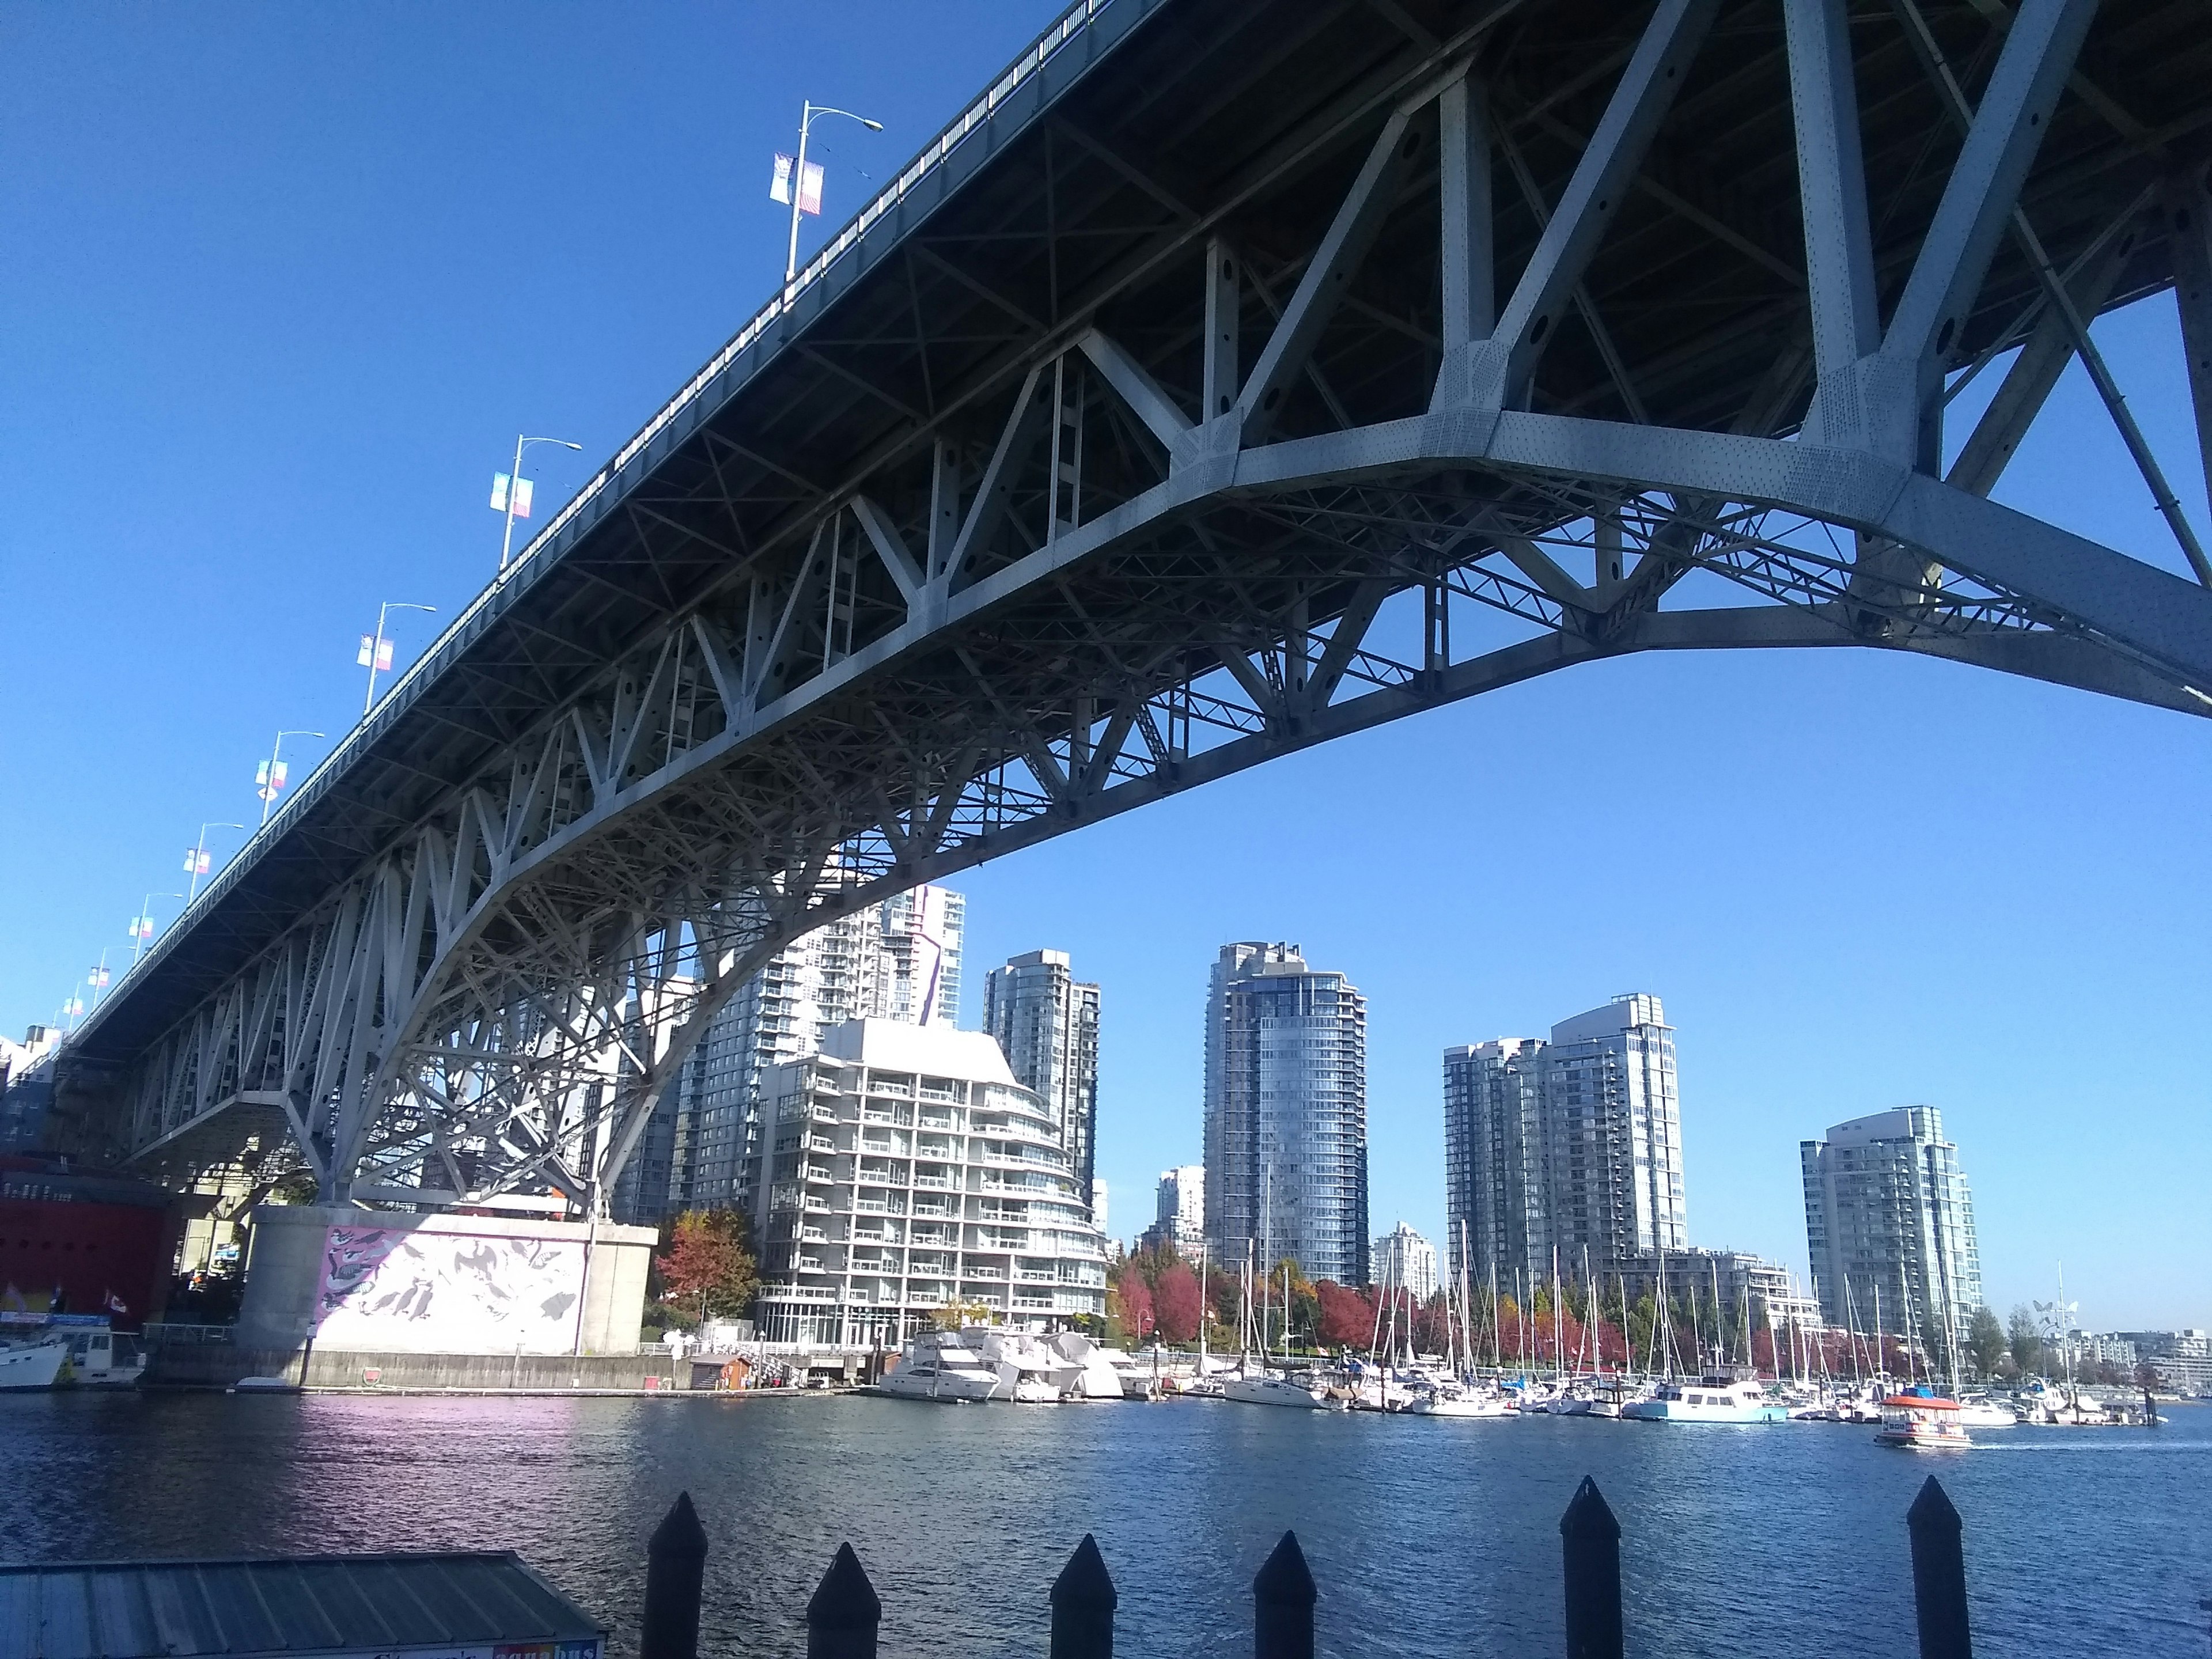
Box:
146;1341;677;1392
236;1205;656;1355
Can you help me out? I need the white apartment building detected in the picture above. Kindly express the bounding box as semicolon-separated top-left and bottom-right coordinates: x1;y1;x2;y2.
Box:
751;1020;1107;1344
613;885;965;1224
1373;1222;1439;1300
1140;1164;1206;1257
1801;1107;1983;1361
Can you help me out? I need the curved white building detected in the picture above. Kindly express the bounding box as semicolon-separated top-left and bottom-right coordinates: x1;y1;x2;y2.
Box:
752;1020;1107;1345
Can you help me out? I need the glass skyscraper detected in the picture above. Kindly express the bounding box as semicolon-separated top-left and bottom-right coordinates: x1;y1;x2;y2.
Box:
1442;994;1687;1293
1203;942;1369;1286
1801;1107;1982;1359
981;949;1101;1211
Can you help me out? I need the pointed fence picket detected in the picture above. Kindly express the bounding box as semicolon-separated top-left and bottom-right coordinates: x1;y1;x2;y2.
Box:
636;1474;1978;1657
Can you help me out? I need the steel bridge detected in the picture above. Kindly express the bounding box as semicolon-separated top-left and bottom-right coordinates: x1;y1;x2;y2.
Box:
42;0;2212;1212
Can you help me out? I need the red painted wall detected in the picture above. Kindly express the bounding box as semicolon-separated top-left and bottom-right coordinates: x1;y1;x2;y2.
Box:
0;1163;181;1326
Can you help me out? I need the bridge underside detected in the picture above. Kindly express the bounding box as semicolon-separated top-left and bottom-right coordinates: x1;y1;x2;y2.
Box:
53;0;2212;1213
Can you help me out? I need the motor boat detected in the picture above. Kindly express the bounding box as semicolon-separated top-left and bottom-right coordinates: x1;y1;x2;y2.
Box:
0;1334;70;1391
1952;1394;2024;1429
1045;1331;1140;1400
970;1330;1066;1402
58;1323;145;1388
1221;1365;1327;1408
1621;1376;1787;1423
1874;1390;1972;1450
876;1332;1003;1402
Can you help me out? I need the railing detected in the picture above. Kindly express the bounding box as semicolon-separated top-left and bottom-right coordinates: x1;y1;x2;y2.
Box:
78;0;1128;1039
142;1323;234;1345
635;1475;1981;1659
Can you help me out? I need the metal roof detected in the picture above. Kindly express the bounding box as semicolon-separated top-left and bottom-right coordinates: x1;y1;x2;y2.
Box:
0;1552;605;1659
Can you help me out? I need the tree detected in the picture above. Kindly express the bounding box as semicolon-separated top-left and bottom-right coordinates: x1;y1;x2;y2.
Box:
657;1209;757;1324
2006;1304;2043;1377
1114;1274;1156;1343
1154;1263;1202;1343
1965;1306;2007;1378
1315;1279;1376;1348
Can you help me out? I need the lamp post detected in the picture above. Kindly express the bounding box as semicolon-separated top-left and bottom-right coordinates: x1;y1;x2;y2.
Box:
359;601;438;715
128;892;184;964
495;435;584;575
783;101;883;286
256;730;325;826
184;822;244;903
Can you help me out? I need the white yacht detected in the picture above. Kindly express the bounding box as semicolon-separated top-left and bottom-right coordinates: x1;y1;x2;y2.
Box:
1953;1394;2024;1428
1621;1376;1786;1423
0;1334;70;1391
972;1329;1067;1402
58;1325;145;1388
877;1332;1003;1402
1044;1331;1138;1400
1221;1365;1327;1409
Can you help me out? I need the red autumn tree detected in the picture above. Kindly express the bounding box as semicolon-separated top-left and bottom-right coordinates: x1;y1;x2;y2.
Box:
1315;1279;1377;1347
1153;1262;1202;1343
657;1208;757;1324
1115;1272;1155;1342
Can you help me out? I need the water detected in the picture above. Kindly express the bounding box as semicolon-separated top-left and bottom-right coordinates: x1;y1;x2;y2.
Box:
4;1392;2208;1657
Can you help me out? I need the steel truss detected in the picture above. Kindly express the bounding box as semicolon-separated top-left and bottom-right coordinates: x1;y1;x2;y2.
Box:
82;0;2212;1209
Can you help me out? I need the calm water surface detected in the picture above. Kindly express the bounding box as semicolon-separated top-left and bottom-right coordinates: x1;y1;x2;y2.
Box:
3;1392;2207;1657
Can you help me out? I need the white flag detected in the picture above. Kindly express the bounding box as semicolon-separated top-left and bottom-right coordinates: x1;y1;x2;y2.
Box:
357;634;376;667
490;472;512;512
509;476;533;519
771;153;824;216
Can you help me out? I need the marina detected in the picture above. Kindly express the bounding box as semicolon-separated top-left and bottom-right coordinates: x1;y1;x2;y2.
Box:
3;1388;2204;1659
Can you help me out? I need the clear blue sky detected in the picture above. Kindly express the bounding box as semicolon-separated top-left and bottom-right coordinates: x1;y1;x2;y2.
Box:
4;4;2206;1327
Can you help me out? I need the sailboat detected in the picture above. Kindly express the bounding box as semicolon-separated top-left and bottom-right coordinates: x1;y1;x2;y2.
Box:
1222;1241;1324;1409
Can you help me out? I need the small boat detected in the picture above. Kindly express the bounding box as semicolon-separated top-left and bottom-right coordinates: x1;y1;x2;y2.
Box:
58;1323;146;1389
875;1332;1003;1402
1621;1375;1787;1424
1874;1389;1972;1450
1403;1381;1514;1418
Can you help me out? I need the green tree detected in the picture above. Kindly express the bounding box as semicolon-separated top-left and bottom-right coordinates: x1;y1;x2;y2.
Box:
2006;1304;2043;1377
657;1209;757;1324
1965;1305;2007;1378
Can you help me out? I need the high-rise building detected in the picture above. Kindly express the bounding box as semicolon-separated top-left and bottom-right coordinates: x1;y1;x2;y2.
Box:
1801;1107;1982;1361
1203;942;1368;1286
1442;994;1686;1294
751;1019;1107;1344
1138;1164;1205;1256
981;949;1100;1208
1372;1222;1438;1301
611;884;965;1225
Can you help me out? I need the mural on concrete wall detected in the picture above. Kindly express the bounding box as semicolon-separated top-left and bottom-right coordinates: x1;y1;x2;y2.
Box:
313;1225;583;1353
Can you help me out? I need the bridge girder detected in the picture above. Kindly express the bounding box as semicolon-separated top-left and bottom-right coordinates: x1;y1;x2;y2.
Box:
61;0;2212;1207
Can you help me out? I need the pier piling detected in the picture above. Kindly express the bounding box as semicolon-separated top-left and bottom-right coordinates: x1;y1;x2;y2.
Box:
1907;1476;1972;1659
1252;1531;1316;1659
1050;1533;1118;1659
807;1543;882;1659
640;1492;708;1659
1559;1476;1623;1659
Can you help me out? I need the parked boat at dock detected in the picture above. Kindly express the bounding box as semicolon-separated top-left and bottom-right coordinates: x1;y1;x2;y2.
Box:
1621;1376;1786;1423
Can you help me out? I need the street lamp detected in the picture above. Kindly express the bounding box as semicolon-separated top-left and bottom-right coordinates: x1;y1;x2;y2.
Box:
256;730;325;826
782;101;883;285
128;891;185;964
184;823;244;903
493;435;584;575
359;601;438;715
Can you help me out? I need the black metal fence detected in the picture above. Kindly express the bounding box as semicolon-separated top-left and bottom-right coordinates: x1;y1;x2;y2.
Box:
636;1474;1976;1659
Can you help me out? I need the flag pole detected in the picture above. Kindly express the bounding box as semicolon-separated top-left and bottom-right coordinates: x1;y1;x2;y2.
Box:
362;601;437;716
785;101;813;287
258;732;325;827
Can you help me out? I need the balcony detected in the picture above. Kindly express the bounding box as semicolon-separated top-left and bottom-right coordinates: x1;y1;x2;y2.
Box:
806;1134;836;1153
912;1172;955;1190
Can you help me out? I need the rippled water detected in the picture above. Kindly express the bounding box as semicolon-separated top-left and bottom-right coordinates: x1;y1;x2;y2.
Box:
3;1391;2207;1657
